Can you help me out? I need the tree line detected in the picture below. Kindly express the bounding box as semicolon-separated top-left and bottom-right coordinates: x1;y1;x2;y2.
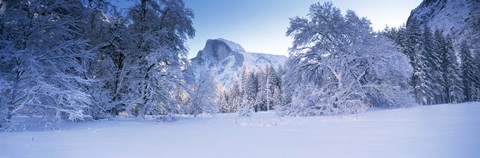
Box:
215;65;283;116
385;20;480;105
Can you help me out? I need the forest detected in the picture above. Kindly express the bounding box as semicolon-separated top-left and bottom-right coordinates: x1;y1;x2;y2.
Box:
1;0;479;130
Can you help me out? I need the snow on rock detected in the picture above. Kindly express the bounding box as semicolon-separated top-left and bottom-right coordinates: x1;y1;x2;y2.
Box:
191;38;287;88
193;38;246;67
407;0;480;53
216;38;247;53
1;102;479;158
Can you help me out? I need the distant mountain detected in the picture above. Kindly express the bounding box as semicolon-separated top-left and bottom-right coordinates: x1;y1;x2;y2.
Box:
407;0;480;53
190;38;287;88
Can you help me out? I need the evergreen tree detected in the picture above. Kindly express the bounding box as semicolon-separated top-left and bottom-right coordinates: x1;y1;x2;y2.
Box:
436;33;464;103
239;70;257;116
421;26;443;104
229;78;243;113
265;65;282;111
386;24;469;105
412;24;431;105
254;69;267;111
386;21;430;105
252;66;282;112
217;89;230;113
459;41;476;102
474;52;480;101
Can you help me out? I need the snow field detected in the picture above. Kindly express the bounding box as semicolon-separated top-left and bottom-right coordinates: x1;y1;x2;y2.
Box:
1;102;479;158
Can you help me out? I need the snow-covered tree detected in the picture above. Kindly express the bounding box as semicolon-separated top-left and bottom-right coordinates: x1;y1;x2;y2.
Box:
408;22;430;105
363;35;414;108
217;88;230;113
278;82;327;116
190;70;218;116
228;78;243;113
386;21;434;105
459;41;476;102
123;0;195;119
474;52;480;101
238;69;257;116
435;32;463;103
256;66;282;111
0;0;199;127
280;2;413;116
254;69;267;111
79;0;131;119
421;26;443;104
0;78;11;128
0;0;94;128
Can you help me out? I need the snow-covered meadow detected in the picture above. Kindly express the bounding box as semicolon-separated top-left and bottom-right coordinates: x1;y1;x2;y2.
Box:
1;102;479;158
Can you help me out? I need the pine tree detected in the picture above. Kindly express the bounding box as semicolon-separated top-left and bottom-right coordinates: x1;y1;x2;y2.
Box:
459;41;476;102
386;20;428;105
217;89;230;113
239;70;257;116
436;32;464;103
474;52;480;101
386;24;466;105
229;78;243;113
254;69;267;111
405;20;429;105
265;65;282;111
422;26;443;104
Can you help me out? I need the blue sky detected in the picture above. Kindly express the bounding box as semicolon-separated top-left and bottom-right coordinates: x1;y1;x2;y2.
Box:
113;0;423;58
183;0;422;58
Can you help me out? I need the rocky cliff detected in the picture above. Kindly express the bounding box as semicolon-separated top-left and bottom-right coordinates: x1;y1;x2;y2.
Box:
407;0;480;53
190;38;286;88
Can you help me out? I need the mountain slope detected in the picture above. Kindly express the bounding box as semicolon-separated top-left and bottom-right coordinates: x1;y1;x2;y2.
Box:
407;0;480;53
191;38;287;88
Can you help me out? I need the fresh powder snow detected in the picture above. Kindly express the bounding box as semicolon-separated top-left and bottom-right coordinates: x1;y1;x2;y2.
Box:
1;102;479;158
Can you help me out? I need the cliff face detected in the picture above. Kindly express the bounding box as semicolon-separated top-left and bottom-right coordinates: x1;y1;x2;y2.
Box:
407;0;480;53
192;38;246;69
190;38;286;88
